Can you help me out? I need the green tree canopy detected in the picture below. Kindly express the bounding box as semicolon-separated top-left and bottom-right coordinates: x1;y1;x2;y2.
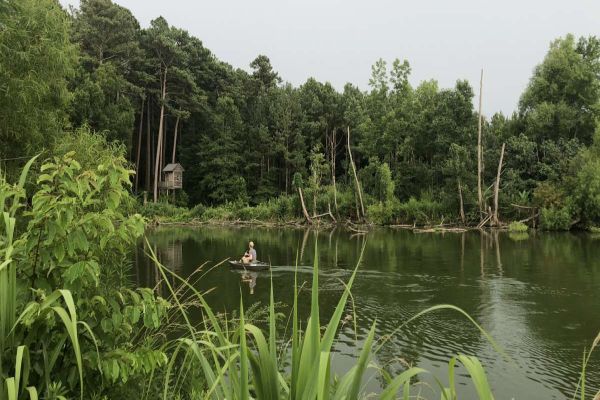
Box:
0;0;77;163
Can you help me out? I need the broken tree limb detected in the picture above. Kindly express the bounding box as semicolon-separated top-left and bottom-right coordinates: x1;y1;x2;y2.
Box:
518;213;539;223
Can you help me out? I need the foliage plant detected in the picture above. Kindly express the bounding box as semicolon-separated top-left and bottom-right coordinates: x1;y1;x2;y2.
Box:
0;150;172;399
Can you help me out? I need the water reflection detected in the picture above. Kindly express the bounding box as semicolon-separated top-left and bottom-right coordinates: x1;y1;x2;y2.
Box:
241;271;258;294
135;226;600;399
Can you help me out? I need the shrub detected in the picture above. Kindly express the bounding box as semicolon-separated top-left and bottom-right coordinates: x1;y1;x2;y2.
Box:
367;201;395;225
540;206;572;230
138;201;189;221
188;203;206;219
394;196;443;225
201;203;235;221
508;221;528;232
533;181;566;209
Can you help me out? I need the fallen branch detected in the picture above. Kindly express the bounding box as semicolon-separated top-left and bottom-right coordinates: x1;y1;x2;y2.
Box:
477;214;492;229
518;213;539;223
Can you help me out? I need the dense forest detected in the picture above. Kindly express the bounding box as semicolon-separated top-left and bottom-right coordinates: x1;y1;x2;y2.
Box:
2;0;600;229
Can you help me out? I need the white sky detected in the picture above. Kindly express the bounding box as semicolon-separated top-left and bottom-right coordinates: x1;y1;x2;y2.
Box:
59;0;600;115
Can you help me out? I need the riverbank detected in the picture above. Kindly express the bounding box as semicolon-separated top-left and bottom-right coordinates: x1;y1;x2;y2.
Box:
138;200;592;234
138;195;600;233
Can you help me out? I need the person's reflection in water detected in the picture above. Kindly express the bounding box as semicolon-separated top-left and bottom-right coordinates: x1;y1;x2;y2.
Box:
241;271;258;294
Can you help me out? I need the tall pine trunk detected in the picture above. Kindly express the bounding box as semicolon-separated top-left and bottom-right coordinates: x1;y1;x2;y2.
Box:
171;115;180;164
146;99;152;193
153;67;168;202
134;97;145;193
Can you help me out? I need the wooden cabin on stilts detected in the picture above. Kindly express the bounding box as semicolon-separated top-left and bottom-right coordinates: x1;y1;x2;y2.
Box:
160;163;184;199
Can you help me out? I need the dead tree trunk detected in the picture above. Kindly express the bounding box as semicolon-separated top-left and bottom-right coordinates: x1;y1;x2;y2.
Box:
330;128;338;214
347;126;365;220
153;67;168;202
134;97;144;193
171;115;180;164
298;187;312;224
492;143;506;226
458;179;465;225
477;69;484;215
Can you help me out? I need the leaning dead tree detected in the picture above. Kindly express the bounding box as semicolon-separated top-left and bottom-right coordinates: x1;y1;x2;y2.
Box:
492;143;506;226
297;186;312;224
293;172;312;224
347;126;365;220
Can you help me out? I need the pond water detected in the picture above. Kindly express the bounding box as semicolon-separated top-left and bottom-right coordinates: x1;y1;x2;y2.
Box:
134;226;600;399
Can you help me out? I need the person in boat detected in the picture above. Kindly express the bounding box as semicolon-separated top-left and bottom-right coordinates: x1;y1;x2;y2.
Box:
241;241;257;264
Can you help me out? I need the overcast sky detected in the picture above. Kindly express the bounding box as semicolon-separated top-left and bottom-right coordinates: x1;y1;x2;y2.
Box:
59;0;600;115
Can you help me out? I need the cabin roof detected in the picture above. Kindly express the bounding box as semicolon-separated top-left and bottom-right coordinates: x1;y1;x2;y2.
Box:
163;163;184;172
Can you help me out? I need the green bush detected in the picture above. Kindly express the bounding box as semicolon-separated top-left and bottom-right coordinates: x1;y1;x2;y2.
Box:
394;196;443;225
138;201;189;221
367;201;395;225
201;203;236;221
540;206;572;230
188;203;206;219
508;221;528;232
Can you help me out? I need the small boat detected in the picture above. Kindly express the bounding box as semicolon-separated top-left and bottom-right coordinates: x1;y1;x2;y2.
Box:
228;260;270;271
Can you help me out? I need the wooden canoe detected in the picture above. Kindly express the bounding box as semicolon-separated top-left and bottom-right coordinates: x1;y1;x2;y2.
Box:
228;260;270;271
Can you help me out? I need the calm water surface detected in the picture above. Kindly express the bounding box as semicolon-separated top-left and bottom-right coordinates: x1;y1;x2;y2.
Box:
134;226;600;399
